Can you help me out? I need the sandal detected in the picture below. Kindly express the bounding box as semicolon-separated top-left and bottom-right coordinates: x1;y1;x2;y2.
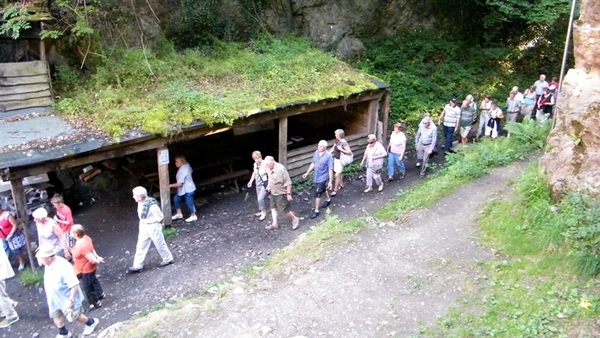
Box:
386;176;394;182
331;191;337;196
265;224;279;230
364;187;373;193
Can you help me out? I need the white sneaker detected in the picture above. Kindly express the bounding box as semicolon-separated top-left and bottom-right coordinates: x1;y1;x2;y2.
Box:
55;332;72;338
185;215;197;223
83;318;99;335
172;213;183;220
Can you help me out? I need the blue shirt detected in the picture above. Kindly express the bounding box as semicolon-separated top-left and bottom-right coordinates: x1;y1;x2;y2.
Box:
311;151;333;184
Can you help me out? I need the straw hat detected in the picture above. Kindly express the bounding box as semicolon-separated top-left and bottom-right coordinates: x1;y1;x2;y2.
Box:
36;243;57;258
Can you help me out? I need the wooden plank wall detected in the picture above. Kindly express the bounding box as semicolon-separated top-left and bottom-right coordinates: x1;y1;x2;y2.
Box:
0;61;53;112
286;132;369;177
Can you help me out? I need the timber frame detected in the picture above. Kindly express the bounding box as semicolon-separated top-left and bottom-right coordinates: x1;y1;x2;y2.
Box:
1;85;390;269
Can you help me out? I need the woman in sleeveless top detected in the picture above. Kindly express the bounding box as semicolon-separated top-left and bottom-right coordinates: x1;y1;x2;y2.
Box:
330;129;352;196
246;151;269;221
32;208;70;261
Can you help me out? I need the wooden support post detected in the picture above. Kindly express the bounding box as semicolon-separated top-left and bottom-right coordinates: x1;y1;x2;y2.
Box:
39;39;46;62
279;117;288;167
380;92;391;147
157;147;172;227
10;178;36;270
367;99;379;135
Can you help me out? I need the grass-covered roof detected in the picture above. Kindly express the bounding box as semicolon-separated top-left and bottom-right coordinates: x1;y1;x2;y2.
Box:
55;37;383;137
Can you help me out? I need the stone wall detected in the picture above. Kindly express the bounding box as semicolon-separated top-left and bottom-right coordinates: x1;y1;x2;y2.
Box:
539;0;600;197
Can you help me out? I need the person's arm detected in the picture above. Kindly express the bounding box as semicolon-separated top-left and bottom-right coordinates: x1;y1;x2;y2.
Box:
84;251;103;264
246;170;256;188
454;109;460;131
68;284;81;309
302;163;315;179
146;204;164;224
52;223;71;259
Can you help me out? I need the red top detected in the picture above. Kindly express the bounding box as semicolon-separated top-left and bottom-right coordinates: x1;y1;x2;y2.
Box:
72;235;97;274
0;213;15;239
55;204;74;233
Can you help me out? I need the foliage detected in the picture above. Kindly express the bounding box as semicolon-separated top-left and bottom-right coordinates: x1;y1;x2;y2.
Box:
430;0;573;46
0;4;32;39
54;36;380;137
165;0;271;49
427;163;600;336
355;29;536;131
163;227;177;239
504;117;552;150
19;267;44;287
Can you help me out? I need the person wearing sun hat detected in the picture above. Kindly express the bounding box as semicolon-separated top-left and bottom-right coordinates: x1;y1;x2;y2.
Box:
37;243;99;337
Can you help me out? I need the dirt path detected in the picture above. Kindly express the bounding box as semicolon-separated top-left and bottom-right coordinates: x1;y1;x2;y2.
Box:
1;156;528;338
103;160;530;337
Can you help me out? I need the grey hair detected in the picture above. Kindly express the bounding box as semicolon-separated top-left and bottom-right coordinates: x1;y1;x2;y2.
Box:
263;156;275;163
465;94;473;101
132;186;148;198
334;129;345;138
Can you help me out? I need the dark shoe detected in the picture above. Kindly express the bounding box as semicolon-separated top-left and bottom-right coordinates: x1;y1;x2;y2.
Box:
159;259;175;267
386;176;393;182
310;211;320;219
323;200;331;208
449;149;457;154
89;301;102;310
127;267;143;274
400;173;406;179
99;293;106;300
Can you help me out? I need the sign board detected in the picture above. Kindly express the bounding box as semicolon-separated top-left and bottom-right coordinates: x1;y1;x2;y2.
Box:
158;148;170;166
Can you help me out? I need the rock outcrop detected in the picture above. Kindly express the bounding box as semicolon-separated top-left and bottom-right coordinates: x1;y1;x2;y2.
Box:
264;0;435;53
539;0;600;197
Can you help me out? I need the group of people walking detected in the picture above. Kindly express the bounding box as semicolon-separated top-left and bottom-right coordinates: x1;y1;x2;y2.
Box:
435;73;559;158
0;194;102;336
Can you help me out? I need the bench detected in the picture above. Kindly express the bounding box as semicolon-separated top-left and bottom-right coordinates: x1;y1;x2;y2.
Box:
196;169;250;193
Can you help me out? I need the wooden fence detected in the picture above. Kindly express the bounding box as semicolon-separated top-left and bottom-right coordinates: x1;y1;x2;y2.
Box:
0;61;53;112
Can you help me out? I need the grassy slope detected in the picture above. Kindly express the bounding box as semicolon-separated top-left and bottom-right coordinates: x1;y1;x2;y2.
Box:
54;37;381;137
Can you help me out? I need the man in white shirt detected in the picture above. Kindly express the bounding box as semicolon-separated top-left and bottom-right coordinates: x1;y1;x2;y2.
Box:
128;186;175;273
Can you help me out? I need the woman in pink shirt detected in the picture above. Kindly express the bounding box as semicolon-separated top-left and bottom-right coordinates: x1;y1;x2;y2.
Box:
386;123;406;182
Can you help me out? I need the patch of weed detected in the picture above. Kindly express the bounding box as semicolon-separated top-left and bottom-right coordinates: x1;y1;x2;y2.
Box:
162;227;177;239
18;268;44;287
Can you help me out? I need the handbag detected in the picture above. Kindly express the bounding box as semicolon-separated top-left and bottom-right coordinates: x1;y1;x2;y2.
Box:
0;228;26;251
372;161;384;174
340;152;354;166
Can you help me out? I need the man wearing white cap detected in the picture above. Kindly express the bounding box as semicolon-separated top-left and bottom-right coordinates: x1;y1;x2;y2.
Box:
302;140;334;219
128;186;174;273
37;243;99;337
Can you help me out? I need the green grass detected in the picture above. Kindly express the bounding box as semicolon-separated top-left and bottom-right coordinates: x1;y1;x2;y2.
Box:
425;164;600;337
18;267;44;287
54;36;381;137
162;227;177;239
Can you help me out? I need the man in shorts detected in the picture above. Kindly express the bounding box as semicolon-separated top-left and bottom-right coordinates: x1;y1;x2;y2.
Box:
302;140;334;219
37;243;99;338
264;156;300;230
